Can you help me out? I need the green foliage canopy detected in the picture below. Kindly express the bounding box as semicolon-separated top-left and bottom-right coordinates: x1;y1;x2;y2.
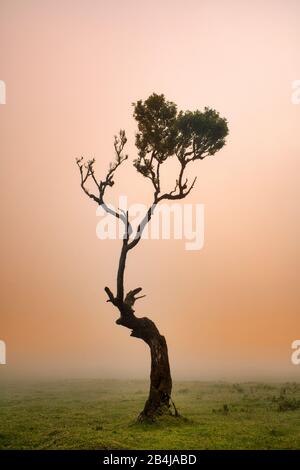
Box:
133;93;228;179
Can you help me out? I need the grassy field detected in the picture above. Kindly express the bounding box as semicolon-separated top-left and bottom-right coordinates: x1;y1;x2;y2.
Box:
0;379;300;449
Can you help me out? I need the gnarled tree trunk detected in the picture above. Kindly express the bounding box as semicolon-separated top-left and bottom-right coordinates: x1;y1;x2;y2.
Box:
142;327;172;420
120;312;172;420
104;238;176;421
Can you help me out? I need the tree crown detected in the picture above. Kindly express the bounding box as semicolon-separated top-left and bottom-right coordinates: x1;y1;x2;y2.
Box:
77;92;229;251
133;93;228;178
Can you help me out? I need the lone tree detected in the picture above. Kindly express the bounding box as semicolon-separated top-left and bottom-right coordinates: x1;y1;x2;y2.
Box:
76;93;228;421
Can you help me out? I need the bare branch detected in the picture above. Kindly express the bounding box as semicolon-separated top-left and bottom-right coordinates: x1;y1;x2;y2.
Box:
127;149;199;250
76;157;100;204
105;286;116;304
127;203;156;250
76;130;132;238
99;130;128;201
125;287;146;307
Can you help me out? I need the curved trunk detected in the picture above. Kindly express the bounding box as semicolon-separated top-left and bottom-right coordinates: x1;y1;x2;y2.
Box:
116;310;173;419
141;330;172;419
105;239;177;420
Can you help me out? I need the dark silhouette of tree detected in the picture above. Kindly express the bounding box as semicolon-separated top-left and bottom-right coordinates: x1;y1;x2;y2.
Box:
76;93;228;421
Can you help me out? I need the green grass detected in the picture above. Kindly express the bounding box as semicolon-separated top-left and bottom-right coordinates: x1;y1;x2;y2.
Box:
0;379;300;449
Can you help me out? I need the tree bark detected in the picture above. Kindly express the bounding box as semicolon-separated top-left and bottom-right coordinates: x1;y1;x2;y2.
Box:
104;233;176;420
140;325;173;420
117;310;173;420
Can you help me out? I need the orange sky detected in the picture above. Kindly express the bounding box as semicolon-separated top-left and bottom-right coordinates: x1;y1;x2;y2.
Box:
0;0;300;381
